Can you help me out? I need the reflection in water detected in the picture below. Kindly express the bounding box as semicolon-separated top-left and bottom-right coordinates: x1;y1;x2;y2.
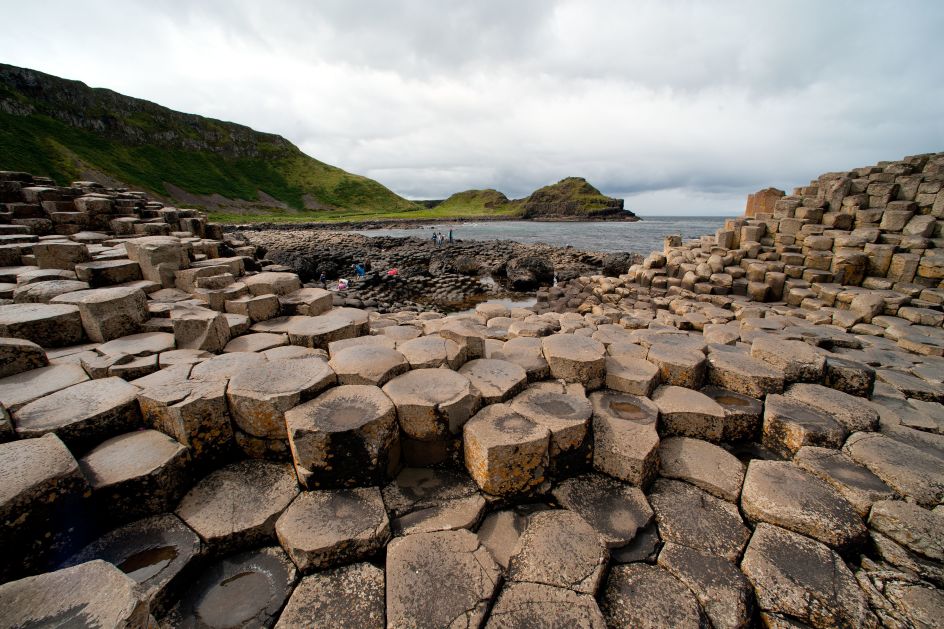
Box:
117;545;178;582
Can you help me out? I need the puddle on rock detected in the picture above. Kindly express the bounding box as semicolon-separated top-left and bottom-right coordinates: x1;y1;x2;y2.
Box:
195;570;272;628
117;545;178;582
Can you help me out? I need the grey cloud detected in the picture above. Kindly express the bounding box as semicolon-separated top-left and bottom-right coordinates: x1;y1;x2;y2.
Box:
0;0;942;214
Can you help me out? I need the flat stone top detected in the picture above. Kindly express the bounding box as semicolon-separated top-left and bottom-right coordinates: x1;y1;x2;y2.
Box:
97;332;175;357
286;385;394;433
286;313;357;335
0;560;147;629
458;359;527;396
0;363;90;411
542;333;606;359
0;302;80;324
589;390;659;424
652;385;725;417
464;403;549;448
382;467;479;518
511;381;592;425
176;461;299;542
0;434;78;506
50;285;144;304
80;430;186;487
189;351;267;381
382;368;475;406
13;377;138;434
659;437;745;502
329;345;407;372
276;487;388;548
228;356;334;396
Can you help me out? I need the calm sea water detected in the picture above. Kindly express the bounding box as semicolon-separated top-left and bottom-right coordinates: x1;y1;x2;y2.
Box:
350;216;731;255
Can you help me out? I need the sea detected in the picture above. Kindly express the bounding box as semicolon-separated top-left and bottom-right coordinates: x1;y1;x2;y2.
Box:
349;216;733;256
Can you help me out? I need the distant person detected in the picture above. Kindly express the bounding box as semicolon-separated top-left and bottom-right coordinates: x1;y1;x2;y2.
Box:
438;233;445;246
431;232;438;247
353;263;366;279
448;229;453;243
319;271;327;288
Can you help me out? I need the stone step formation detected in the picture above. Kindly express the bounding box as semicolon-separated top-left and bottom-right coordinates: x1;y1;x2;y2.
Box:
0;155;939;628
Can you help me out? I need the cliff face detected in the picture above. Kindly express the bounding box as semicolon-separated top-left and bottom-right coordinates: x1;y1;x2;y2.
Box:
0;63;416;213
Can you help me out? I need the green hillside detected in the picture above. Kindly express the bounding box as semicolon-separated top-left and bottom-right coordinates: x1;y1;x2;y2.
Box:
0;63;417;217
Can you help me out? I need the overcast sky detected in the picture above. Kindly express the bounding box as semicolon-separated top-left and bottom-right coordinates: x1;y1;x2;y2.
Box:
2;1;943;215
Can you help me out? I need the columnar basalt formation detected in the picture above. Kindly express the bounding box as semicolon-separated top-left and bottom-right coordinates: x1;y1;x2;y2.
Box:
0;158;941;628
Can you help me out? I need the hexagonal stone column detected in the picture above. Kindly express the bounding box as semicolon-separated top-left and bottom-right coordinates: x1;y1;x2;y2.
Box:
51;286;149;342
275;487;390;573
0;302;84;346
700;386;763;442
492;336;549;381
439;319;488;359
328;345;409;386
0;560;149;629
659;436;745;502
383;467;485;536
488;582;606;628
510;381;592;474
280;287;333;316
244;271;302;296
507;509;608;594
705;349;784;398
652;385;727;442
761;393;846;458
382;368;480;466
552;473;653;549
647;343;706;388
171;306;231;352
784;383;878;432
124;235;188;288
741;523;878;628
32;241;90;270
751;336;826;383
79;429;190;525
459;358;528;404
287;310;367;349
542;334;606;390
13;376;142;452
227;357;336;458
649;479;750;562
12;279;90;303
0;434;89;582
0;363;89;412
137;377;234;467
741;460;867;550
605;354;660;396
793;446;895;517
286;385;399;489
0;337;47;378
601;564;706;629
163;546;297;628
590;391;660;487
74;259;142;287
176;460;299;553
463;403;550;496
396;335;465;369
275;563;384;629
63;513;201;616
386;530;500;629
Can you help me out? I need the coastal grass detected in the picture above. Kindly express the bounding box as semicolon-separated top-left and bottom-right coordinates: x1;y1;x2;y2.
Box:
208;200;522;224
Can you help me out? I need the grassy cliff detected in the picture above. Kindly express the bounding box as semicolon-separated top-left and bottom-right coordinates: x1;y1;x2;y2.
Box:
0;63;416;216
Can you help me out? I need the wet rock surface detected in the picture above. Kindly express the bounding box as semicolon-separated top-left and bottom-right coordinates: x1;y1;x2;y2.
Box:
0;157;943;626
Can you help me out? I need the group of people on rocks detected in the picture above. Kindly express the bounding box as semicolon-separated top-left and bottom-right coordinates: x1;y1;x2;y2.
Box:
431;229;454;246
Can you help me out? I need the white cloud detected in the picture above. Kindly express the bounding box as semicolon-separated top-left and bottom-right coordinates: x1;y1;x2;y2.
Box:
1;0;942;214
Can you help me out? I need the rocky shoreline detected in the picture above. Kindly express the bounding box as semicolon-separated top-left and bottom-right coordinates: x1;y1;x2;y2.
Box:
0;152;941;628
237;228;640;313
